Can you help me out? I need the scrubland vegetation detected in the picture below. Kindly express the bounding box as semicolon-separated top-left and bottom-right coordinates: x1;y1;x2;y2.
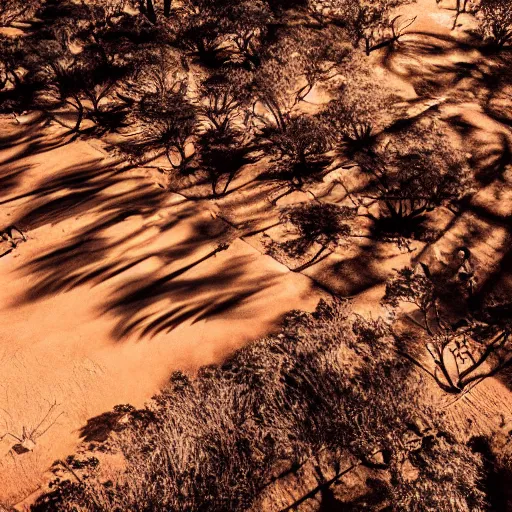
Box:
31;302;488;511
1;0;512;509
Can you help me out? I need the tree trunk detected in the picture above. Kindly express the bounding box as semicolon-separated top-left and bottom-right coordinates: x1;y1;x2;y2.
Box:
91;95;100;115
72;100;84;133
222;173;235;195
163;0;171;17
365;37;371;56
146;0;157;24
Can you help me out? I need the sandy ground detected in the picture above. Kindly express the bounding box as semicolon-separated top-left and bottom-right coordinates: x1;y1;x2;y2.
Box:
1;0;512;506
0;117;321;503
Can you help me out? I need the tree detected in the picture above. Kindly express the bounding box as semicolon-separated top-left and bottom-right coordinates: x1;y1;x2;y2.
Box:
323;56;401;148
383;266;438;334
267;115;332;190
79;45;133;117
132;0;175;21
129;45;187;99
383;267;512;394
252;31;351;132
350;120;472;245
478;0;512;49
197;130;255;197
252;32;328;132
0;36;23;92
198;69;251;134
79;0;130;30
15;1;150;131
30;40;89;132
135;0;157;23
251;54;301;132
223;0;273;67
277;202;356;270
450;0;471;30
163;0;172;17
137;88;198;169
289;25;351;101
174;0;230;65
389;432;487;512
29;34;135;133
308;0;414;55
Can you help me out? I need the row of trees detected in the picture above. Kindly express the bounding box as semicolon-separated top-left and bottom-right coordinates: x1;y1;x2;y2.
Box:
2;0;509;49
32;301;488;511
264;113;473;270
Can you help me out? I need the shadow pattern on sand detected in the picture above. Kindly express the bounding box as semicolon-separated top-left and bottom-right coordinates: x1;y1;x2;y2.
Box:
1;23;511;348
1;131;290;339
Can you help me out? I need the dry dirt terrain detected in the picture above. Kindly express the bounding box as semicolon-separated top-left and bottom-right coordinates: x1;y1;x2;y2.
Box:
1;0;512;508
0;116;324;501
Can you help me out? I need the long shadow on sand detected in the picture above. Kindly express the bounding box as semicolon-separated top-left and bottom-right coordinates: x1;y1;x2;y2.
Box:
6;149;288;340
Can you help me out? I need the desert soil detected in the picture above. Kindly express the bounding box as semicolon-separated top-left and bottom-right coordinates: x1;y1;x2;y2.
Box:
1;0;512;506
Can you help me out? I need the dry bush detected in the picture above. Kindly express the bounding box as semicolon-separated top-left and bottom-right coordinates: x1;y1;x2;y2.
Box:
478;0;512;49
34;301;487;511
272;202;356;270
0;0;40;27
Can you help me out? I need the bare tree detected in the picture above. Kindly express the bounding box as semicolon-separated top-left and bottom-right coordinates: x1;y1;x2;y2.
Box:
224;0;273;67
137;88;198;170
1;400;63;455
198;69;251;134
384;267;512;394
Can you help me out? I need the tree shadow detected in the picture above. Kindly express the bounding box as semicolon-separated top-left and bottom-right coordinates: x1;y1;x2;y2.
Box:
446;113;511;184
311;242;396;297
106;251;281;340
379;31;483;97
6;151;291;340
0;115;71;165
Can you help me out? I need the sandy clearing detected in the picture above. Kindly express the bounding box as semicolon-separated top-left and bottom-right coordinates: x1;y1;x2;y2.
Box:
2;0;512;504
0;118;322;503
